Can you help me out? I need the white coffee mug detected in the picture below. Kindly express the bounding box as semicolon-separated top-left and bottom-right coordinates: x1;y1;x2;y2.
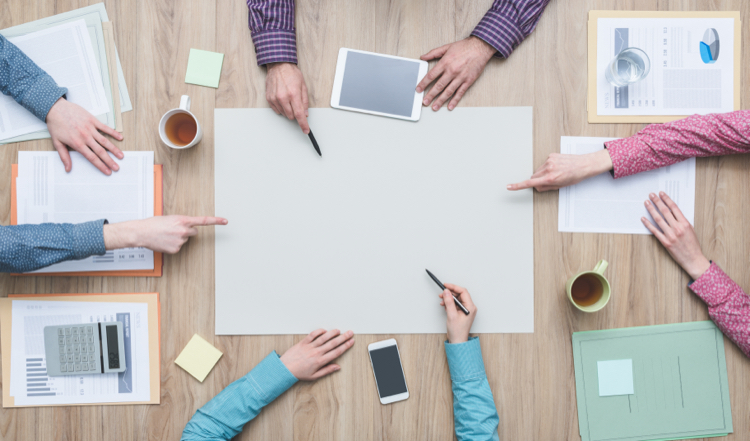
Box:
159;95;203;149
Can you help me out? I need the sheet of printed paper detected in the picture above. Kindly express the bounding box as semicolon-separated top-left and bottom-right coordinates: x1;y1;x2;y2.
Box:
558;137;695;235
9;300;150;405
0;20;109;141
16;151;154;272
596;17;734;116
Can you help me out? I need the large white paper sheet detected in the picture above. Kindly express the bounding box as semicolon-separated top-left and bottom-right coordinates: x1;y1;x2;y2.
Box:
0;20;109;141
16;151;154;272
215;108;534;334
596;17;734;116
9;300;150;405
558;136;695;235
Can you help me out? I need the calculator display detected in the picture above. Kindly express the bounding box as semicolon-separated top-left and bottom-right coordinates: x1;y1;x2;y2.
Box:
106;325;120;369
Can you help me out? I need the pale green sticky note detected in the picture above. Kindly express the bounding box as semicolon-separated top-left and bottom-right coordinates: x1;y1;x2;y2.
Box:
185;49;224;88
175;334;223;382
597;359;634;396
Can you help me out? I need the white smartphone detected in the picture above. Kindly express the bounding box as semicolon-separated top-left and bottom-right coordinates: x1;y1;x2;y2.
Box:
368;338;409;404
331;48;428;122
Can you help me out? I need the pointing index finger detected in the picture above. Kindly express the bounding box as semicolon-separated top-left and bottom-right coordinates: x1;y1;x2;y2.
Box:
185;216;229;227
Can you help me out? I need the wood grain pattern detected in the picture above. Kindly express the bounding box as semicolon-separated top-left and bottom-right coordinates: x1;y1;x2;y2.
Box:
1;1;749;440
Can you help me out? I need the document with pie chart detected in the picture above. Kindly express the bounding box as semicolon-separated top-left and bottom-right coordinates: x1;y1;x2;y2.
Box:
588;12;740;123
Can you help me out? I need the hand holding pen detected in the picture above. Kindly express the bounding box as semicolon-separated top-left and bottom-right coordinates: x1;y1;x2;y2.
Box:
439;283;477;344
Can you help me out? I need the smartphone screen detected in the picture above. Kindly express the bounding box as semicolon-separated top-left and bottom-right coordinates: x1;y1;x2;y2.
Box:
369;345;408;398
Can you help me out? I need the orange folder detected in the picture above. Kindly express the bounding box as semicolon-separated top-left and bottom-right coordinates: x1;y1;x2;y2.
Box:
10;164;163;277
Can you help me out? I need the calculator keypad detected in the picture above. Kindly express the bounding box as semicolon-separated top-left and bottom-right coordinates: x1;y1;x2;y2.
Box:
57;326;98;372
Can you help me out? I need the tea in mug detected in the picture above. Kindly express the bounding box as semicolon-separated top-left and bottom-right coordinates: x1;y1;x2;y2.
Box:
165;113;197;146
570;273;603;307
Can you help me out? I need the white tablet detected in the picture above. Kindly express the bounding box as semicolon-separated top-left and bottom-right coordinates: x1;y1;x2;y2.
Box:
331;48;428;121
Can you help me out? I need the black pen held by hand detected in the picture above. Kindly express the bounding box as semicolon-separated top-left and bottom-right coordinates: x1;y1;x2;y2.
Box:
425;269;470;315
308;130;321;156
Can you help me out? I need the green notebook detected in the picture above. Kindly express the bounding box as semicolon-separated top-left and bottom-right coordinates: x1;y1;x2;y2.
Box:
573;321;732;441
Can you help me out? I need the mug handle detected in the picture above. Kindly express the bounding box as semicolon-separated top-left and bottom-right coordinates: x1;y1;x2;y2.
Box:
179;95;191;112
593;259;608;275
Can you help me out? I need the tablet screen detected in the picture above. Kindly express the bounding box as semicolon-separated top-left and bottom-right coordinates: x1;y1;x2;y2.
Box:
339;51;421;117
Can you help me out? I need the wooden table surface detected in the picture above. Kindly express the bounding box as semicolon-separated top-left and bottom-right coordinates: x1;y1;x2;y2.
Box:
1;1;749;440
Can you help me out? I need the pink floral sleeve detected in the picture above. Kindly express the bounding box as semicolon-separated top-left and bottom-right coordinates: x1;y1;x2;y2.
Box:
604;110;750;178
689;263;750;358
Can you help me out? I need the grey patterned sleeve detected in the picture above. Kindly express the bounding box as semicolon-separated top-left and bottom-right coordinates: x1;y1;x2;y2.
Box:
0;34;68;121
0;220;107;273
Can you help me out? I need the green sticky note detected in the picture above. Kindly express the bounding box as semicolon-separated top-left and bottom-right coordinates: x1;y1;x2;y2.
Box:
185;49;224;88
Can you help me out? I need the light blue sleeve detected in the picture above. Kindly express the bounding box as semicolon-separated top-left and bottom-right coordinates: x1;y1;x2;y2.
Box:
181;351;298;441
445;337;500;441
0;34;67;121
0;220;107;273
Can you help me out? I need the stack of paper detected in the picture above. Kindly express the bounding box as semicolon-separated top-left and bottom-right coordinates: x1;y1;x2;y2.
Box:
573;321;733;441
558;136;695;235
0;2;132;143
15;151;155;273
1;293;161;407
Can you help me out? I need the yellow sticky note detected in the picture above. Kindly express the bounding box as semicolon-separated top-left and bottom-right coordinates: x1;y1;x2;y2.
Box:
175;334;223;382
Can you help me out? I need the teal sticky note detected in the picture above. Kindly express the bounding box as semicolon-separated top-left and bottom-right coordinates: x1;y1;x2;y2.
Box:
597;359;633;396
185;49;224;88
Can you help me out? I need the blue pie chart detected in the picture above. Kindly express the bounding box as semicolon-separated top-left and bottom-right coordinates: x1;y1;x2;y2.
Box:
700;28;720;64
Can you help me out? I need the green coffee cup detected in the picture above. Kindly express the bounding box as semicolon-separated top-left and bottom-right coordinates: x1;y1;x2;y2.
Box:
566;260;610;312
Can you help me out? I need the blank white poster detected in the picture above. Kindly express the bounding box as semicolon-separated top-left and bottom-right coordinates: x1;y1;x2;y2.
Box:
215;108;534;334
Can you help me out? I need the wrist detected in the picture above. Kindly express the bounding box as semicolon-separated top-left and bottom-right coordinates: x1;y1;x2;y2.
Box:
685;256;711;280
588;149;614;176
468;36;496;61
103;222;139;250
267;62;291;72
46;98;65;122
448;332;469;344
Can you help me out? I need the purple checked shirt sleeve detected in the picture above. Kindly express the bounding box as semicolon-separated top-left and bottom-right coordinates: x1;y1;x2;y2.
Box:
471;0;552;59
247;0;298;65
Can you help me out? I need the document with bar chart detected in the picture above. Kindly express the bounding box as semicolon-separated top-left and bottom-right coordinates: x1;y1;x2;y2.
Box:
595;17;735;116
8;300;150;406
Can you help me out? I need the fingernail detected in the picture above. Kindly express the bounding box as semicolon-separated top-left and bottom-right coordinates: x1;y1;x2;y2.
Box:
416;87;422;93
423;99;429;105
432;105;438;111
347;330;353;336
506;185;512;190
649;193;656;199
448;105;454;111
645;200;650;206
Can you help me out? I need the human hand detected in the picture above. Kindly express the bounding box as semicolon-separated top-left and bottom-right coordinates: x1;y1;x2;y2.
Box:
439;283;477;344
280;329;355;380
46;98;124;175
642;192;711;280
103;215;228;253
507;149;614;192
266;62;310;134
416;37;496;111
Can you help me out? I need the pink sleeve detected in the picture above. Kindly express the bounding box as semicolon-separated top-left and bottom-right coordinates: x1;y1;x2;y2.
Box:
603;110;750;178
689;262;750;358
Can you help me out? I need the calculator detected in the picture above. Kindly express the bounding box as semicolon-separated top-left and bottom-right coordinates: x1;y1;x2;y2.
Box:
43;322;126;376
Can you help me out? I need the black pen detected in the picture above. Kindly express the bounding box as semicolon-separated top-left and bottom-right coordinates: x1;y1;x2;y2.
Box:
308;130;321;156
425;269;470;315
